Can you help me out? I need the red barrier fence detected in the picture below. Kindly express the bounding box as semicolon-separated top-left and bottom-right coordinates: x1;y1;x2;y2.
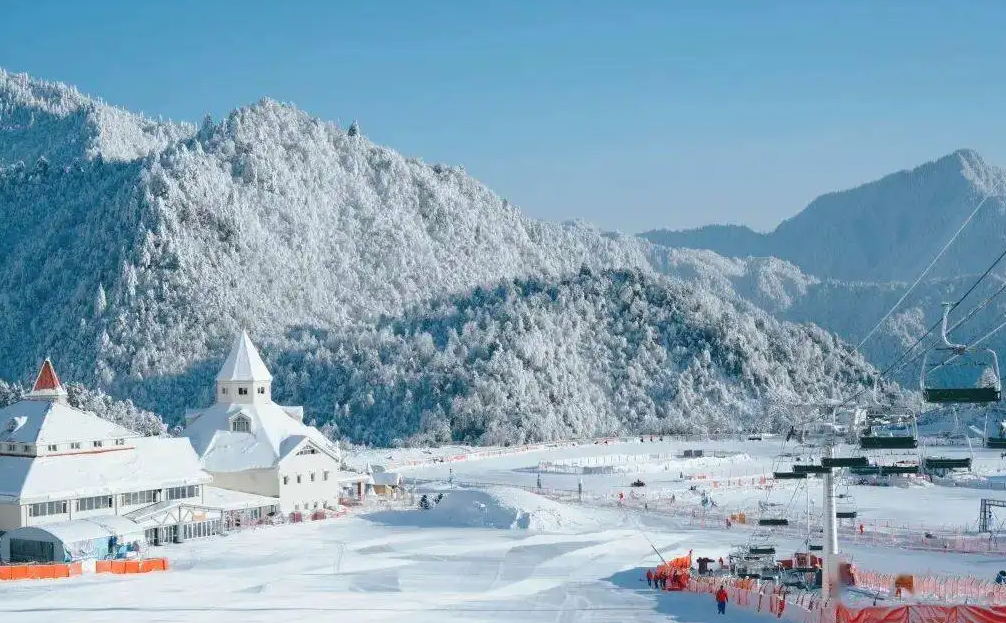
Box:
836;604;1006;623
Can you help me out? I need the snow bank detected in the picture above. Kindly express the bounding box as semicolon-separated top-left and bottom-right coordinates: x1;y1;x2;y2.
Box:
367;487;596;532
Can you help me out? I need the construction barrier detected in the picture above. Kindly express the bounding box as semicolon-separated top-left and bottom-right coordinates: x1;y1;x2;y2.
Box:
0;562;83;581
836;604;1006;623
95;558;169;574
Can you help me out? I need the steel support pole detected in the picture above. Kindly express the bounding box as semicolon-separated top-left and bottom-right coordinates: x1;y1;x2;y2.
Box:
822;445;840;603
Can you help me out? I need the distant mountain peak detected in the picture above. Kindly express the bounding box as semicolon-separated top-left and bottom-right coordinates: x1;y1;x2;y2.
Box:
643;149;1006;282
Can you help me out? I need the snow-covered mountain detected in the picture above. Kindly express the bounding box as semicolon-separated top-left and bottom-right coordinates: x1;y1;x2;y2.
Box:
0;68;885;443
641;149;1006;394
272;268;884;445
642;150;1006;283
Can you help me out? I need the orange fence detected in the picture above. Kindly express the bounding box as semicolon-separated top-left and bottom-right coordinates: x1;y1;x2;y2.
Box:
95;558;169;574
837;604;1006;623
0;562;83;581
687;575;820;622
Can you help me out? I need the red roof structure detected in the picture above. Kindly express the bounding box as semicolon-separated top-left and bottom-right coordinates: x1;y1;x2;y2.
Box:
32;358;63;392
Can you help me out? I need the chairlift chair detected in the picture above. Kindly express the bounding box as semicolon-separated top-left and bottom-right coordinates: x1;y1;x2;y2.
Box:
921;303;1002;404
835;487;858;520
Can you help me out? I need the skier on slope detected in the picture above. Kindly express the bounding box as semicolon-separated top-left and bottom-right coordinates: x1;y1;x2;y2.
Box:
646;568;654;588
715;585;729;615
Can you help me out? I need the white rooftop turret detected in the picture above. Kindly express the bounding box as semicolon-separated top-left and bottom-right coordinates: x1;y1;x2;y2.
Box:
217;331;272;382
216;331;272;405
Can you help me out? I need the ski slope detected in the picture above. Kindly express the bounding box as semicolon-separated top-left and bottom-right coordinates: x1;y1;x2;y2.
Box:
4;437;1006;622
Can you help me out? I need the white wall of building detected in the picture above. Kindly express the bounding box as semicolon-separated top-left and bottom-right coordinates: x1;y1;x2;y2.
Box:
0;502;23;533
278;451;344;512
210;468;279;498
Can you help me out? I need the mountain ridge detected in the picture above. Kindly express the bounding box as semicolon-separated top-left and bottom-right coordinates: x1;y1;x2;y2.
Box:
0;67;894;443
642;148;1006;282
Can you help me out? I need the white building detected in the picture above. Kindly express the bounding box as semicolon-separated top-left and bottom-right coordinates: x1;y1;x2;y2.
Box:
182;332;369;513
0;360;211;542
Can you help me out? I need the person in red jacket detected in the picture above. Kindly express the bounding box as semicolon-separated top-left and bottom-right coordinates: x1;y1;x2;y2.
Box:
715;585;728;615
646;568;653;588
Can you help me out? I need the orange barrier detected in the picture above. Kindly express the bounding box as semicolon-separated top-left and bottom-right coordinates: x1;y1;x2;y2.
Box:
0;562;83;582
95;557;169;575
837;604;1006;623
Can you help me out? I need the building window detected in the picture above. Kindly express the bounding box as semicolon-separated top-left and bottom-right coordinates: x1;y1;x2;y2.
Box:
46;444;57;452
310;472;316;482
323;471;330;481
238;387;249;396
283;476;289;485
28;500;67;517
165;485;200;501
296;445;319;456
115;439;125;446
6;443;15;452
221;387;227;395
256;386;265;394
231;415;251;433
22;445;30;453
296;475;302;484
93;441;103;448
76;495;113;512
120;489;158;506
70;442;80;450
294;504;300;511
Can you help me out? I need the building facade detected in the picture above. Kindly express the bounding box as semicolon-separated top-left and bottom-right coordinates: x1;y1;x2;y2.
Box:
0;360;211;536
182;332;369;513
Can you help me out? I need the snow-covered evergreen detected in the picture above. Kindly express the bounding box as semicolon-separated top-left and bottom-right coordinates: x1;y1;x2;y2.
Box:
0;379;167;436
0;68;889;442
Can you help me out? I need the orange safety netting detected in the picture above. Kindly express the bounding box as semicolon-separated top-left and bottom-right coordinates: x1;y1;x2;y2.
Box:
837;604;1006;623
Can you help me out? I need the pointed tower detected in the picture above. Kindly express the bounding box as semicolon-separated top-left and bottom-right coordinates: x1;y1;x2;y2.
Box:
216;331;272;405
26;358;68;404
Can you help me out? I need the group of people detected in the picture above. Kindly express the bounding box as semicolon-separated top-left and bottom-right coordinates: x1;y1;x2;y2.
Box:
645;567;684;590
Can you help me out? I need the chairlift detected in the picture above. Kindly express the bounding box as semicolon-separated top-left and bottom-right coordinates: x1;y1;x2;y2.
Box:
921;303;1002;404
835;487;857;520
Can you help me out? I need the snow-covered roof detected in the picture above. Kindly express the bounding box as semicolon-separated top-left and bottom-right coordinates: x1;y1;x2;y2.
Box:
0;399;138;446
201;486;280;511
216;331;272;382
1;516;143;545
373;471;402;486
0;437;210;503
182;401;340;473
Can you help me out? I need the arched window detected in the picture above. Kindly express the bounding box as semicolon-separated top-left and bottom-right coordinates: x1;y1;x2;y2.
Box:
231;415;252;433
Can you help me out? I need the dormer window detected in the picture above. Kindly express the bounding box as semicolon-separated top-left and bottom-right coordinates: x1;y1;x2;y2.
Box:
238;387;249;396
231;415;252;433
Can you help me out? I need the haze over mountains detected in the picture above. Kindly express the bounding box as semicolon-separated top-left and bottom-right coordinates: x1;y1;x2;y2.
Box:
0;68;944;444
642;149;1006;283
642;149;1006;393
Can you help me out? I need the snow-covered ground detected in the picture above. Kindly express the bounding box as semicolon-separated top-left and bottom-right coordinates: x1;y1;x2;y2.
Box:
5;437;1006;622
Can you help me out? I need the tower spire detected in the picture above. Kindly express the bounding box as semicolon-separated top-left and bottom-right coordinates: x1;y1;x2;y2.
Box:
27;358;68;403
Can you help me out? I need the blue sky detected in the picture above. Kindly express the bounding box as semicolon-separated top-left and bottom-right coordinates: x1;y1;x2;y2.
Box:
2;0;1005;234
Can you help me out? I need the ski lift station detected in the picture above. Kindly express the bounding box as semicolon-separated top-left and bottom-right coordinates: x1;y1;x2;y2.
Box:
0;333;371;563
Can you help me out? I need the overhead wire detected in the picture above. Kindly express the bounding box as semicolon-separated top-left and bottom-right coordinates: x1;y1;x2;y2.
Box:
836;242;1006;409
855;177;1004;350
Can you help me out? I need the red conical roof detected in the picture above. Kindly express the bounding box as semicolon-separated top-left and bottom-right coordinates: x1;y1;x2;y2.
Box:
33;358;62;392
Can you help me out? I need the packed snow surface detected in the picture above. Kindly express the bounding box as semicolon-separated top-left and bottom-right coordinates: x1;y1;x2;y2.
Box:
6;438;1006;621
369;487;597;531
